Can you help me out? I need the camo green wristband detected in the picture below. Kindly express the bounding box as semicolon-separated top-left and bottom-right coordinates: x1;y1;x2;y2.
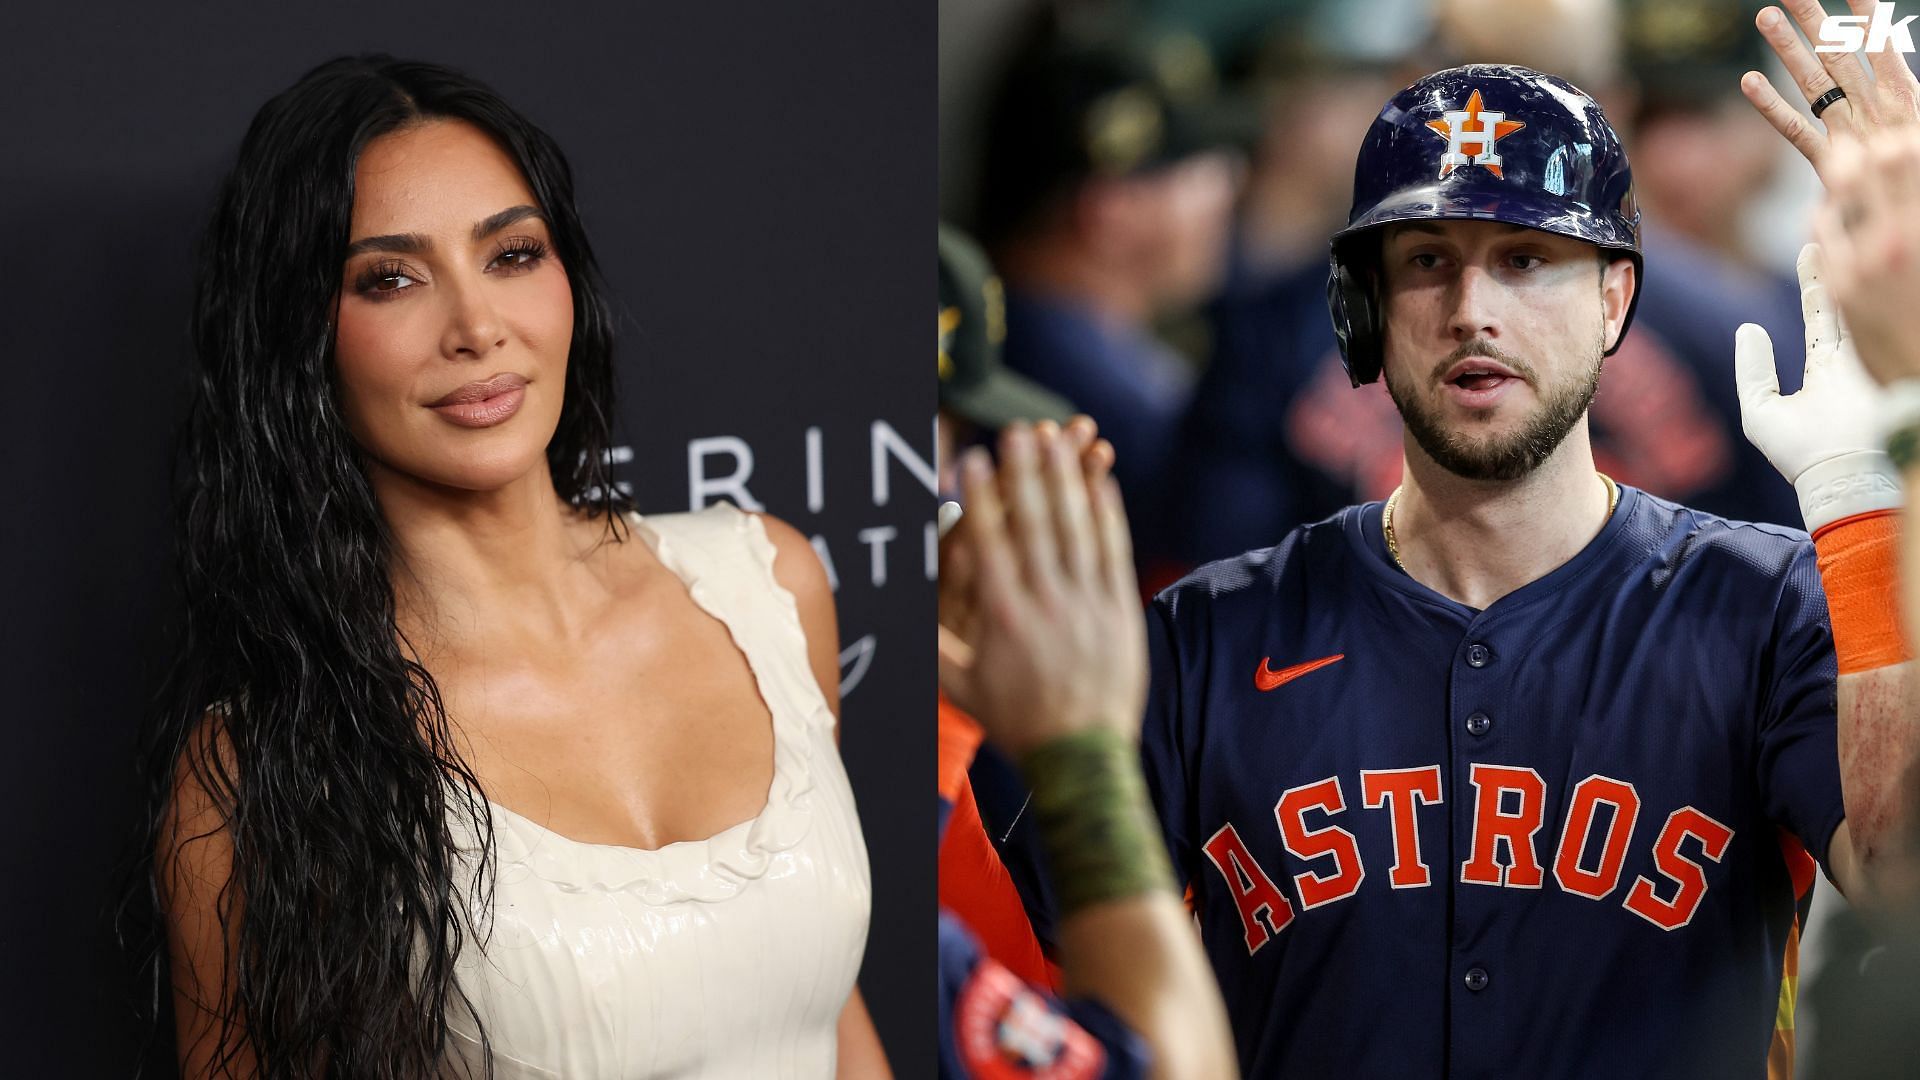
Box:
1020;729;1176;918
1888;422;1920;472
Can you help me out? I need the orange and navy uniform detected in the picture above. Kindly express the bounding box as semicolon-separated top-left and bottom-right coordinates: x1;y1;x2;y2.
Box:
938;695;1058;989
937;695;1147;1078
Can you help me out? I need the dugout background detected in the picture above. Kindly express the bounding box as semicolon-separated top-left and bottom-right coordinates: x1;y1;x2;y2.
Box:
0;2;933;1074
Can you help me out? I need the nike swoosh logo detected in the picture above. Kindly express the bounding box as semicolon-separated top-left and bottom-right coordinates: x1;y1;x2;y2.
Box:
1255;653;1346;691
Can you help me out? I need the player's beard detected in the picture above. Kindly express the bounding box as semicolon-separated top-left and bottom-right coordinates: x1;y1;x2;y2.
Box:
1385;333;1605;482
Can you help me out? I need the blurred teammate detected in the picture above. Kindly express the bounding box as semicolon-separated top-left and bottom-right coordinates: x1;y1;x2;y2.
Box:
1799;126;1920;1080
938;224;1071;988
937;413;1238;1078
1622;0;1790;273
1736;0;1920;873
1141;52;1915;1080
977;27;1240;584
1736;12;1920;1073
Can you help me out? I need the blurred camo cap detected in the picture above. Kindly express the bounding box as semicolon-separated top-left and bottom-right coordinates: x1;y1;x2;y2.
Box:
978;26;1253;241
937;224;1074;430
1620;0;1771;111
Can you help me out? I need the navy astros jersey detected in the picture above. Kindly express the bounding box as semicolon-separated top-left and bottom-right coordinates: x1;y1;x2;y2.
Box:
1140;486;1842;1078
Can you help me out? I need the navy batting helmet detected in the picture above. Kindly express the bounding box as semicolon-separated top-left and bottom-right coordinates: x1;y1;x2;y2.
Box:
1327;64;1642;386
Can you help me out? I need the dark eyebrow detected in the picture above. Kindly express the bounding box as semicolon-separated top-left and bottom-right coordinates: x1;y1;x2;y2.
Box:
472;204;545;240
343;205;546;259
344;232;429;258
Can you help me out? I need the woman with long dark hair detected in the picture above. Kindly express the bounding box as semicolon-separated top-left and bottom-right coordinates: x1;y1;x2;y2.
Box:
147;55;887;1078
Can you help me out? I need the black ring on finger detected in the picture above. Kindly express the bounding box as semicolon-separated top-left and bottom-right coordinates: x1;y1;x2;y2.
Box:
1811;86;1847;120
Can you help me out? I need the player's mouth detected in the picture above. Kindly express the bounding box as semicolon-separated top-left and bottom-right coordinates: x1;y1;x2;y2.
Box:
1440;357;1524;409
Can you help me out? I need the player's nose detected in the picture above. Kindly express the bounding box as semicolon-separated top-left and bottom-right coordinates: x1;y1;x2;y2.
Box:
1446;264;1501;343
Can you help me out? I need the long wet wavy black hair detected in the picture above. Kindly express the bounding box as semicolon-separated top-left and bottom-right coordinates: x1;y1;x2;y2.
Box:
139;55;631;1077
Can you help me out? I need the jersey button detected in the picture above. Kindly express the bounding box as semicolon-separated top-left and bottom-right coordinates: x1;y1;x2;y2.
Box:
1464;967;1489;992
1466;712;1492;736
1465;643;1492;668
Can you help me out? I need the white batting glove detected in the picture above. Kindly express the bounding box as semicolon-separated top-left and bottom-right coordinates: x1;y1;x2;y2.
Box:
1735;243;1902;534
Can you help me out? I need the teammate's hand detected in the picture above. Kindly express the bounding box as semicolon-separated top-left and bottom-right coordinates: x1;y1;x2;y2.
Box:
937;418;1145;760
1736;243;1902;532
1741;1;1920;184
936;416;1113;660
1810;130;1920;386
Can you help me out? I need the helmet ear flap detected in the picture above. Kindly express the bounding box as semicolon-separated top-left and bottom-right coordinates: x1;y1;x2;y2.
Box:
1599;251;1643;359
1328;253;1383;387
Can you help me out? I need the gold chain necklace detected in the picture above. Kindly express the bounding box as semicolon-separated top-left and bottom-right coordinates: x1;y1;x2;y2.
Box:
1383;473;1619;571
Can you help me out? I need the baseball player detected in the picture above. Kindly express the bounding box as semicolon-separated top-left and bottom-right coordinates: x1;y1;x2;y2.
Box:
938;221;1075;990
1139;61;1914;1078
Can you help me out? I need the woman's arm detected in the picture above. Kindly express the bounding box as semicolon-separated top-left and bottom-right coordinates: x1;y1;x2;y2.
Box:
159;720;259;1079
760;512;844;733
759;512;895;1077
834;990;891;1079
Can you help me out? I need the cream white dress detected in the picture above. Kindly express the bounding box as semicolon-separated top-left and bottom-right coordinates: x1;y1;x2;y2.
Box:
440;503;872;1079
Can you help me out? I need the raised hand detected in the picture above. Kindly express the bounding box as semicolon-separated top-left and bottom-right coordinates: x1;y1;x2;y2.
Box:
1735;243;1902;532
1740;0;1920;182
1810;130;1920;386
936;417;1143;760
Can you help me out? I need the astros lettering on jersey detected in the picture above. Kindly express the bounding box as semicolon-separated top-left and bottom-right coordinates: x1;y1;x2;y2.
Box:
1143;490;1837;1078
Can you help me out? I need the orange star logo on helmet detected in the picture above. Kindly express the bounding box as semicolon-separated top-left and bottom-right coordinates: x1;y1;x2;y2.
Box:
1424;89;1525;179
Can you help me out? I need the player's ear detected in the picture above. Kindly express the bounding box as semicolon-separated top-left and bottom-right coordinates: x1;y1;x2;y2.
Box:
1600;255;1636;353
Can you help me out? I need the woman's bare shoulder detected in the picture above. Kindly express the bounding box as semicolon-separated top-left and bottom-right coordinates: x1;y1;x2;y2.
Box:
748;512;841;720
750;512;831;607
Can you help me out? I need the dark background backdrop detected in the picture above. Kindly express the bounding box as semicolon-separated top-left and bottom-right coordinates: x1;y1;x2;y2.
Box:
0;2;931;1075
